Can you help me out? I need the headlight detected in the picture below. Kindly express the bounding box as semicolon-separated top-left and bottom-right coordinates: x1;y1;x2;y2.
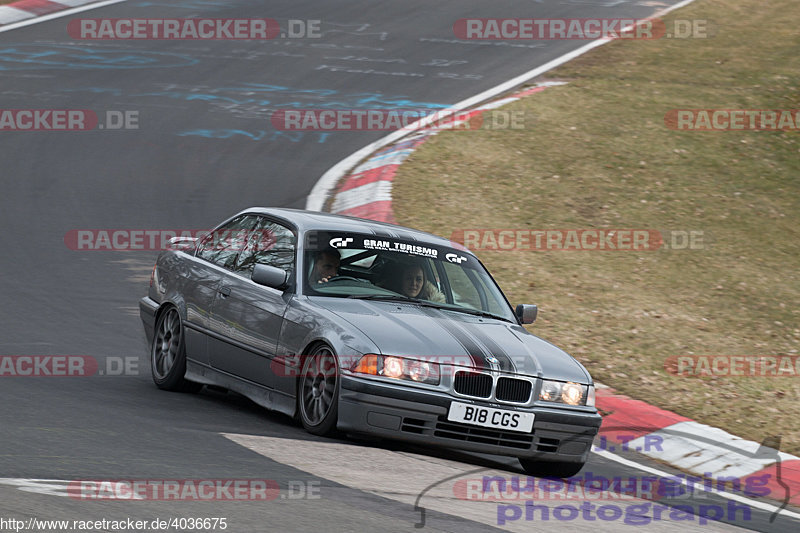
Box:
538;380;589;406
352;354;440;385
407;360;433;382
383;357;404;379
540;380;561;402
562;382;584;404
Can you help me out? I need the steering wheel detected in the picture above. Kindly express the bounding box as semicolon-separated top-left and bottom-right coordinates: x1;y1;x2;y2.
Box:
326;275;362;282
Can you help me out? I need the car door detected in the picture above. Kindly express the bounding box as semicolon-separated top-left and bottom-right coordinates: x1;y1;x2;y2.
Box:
208;216;296;389
183;213;259;366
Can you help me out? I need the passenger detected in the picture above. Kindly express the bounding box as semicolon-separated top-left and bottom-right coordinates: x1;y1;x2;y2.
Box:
310;248;340;284
397;263;445;302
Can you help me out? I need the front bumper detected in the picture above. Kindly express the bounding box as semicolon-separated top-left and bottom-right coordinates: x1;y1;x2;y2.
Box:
338;375;601;462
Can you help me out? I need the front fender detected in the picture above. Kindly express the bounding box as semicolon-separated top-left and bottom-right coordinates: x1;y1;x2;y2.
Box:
273;296;379;401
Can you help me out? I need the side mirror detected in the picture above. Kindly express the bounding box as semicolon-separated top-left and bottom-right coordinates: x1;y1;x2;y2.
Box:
166;236;198;251
252;264;288;290
516;304;538;324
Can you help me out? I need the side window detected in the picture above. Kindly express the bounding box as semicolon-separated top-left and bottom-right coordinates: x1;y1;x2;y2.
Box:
470;272;506;315
234;218;296;276
443;262;481;309
443;262;510;316
196;215;259;270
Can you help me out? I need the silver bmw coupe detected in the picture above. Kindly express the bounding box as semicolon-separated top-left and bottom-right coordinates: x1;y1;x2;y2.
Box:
140;208;601;477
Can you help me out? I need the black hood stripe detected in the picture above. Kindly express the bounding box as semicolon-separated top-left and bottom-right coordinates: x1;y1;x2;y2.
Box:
417;307;486;368
418;307;516;371
469;326;517;373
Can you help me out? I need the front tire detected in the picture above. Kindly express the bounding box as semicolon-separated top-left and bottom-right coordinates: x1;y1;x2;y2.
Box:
298;345;339;436
151;306;202;393
519;458;585;478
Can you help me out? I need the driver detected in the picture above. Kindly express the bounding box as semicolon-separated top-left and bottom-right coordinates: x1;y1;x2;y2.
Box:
310;247;340;284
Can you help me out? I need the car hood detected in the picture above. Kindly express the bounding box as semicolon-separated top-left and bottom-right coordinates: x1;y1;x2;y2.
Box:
311;298;591;383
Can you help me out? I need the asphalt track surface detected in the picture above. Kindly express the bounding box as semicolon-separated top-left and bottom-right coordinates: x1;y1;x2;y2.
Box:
0;0;797;531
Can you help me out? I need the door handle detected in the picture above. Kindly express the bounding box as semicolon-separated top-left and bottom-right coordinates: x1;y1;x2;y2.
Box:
218;285;231;297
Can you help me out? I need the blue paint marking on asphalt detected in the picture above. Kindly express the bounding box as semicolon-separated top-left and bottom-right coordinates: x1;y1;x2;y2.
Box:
217;84;342;98
346;93;447;110
140;91;252;105
178;129;269;141
178;129;332;143
0;45;198;71
57;83;445;141
60;85;448;111
132;83;449;110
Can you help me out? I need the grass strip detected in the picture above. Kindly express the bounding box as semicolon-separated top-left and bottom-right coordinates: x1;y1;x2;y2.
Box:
393;0;800;453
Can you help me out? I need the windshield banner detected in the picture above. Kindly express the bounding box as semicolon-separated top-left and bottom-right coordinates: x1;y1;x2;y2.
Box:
306;232;476;267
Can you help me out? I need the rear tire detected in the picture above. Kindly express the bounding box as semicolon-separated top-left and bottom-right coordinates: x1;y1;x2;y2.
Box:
518;458;585;478
151;306;202;393
298;344;339;436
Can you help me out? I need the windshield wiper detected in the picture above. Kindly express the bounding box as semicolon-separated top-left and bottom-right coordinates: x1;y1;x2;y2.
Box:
349;295;513;322
348;294;422;302
348;294;455;309
439;306;514;323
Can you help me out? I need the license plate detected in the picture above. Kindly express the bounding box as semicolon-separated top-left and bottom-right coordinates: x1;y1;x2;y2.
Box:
447;401;534;433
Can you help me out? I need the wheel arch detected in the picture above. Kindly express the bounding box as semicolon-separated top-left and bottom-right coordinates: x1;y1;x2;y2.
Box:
153;296;189;328
293;339;337;399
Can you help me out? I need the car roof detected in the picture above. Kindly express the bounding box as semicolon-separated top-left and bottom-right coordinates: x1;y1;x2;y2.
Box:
236;207;470;252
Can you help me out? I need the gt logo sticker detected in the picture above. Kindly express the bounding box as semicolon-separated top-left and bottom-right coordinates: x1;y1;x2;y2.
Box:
329;237;353;248
446;253;467;264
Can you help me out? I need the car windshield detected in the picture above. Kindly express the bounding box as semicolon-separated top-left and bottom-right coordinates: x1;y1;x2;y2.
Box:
303;231;517;322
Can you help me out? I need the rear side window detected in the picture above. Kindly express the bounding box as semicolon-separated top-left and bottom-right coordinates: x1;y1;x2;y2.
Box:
235;217;296;276
196;214;259;270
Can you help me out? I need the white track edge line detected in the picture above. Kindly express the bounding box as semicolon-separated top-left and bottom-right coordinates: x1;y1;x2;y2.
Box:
0;0;128;33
